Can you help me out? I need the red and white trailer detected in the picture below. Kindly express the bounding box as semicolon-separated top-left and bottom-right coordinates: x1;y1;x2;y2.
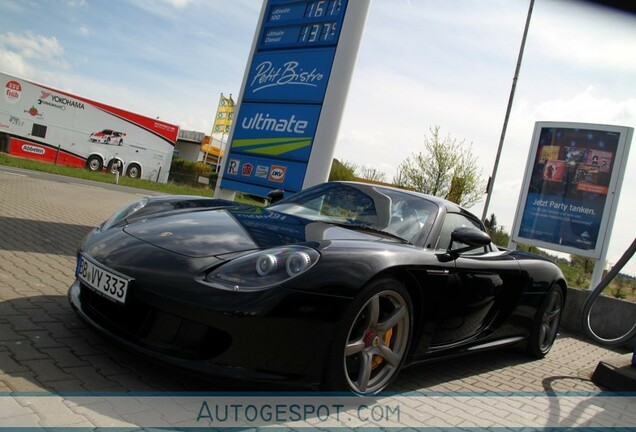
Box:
0;71;178;182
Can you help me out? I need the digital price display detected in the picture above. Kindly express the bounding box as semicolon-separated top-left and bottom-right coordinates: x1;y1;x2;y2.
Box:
259;0;347;50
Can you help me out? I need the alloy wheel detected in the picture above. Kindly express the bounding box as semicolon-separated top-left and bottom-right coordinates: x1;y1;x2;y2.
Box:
343;290;410;394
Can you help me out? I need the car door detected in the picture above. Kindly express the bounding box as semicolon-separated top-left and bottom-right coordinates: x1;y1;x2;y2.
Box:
428;212;522;347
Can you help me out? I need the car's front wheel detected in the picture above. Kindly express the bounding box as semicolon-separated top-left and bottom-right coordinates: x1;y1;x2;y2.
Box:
527;284;564;358
86;155;103;172
325;277;413;394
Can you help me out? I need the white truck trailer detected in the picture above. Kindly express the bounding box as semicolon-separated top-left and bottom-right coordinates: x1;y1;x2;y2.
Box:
0;71;178;182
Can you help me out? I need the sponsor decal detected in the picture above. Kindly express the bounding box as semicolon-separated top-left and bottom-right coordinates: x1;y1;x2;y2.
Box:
38;91;85;111
241;113;308;134
154;122;177;132
0;123;9;130
25;106;43;119
9;116;24;127
268;165;286;183
4;80;22;104
242;163;254;176
250;60;325;93
255;165;269;178
226;159;240;175
21;144;45;155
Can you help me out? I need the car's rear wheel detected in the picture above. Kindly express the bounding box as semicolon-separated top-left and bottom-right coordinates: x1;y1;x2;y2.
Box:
527;285;564;358
86;155;103;172
325;277;412;394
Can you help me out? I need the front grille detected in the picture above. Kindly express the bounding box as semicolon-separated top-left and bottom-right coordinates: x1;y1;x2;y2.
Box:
79;283;231;360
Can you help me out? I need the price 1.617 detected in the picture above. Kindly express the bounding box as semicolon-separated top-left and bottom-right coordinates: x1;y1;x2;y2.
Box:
305;0;343;19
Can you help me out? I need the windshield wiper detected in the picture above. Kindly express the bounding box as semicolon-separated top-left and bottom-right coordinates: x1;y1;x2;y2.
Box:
325;221;413;245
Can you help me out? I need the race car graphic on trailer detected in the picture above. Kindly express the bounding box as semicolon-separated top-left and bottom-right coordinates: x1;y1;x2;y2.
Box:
89;129;126;146
0;71;178;182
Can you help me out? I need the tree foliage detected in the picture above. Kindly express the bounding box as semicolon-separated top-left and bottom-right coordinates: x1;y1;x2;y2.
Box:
393;125;484;207
329;159;358;182
357;166;387;183
484;213;509;247
570;254;595;274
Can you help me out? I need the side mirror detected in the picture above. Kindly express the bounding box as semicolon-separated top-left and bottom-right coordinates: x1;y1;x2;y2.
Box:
266;189;285;205
448;227;491;254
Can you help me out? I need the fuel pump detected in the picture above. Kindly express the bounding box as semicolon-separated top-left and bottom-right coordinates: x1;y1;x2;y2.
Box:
581;238;636;368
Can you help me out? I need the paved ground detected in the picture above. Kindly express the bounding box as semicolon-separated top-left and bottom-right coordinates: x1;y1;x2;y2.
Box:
0;165;633;429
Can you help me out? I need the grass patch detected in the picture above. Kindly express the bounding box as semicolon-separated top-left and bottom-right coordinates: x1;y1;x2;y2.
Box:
0;153;263;205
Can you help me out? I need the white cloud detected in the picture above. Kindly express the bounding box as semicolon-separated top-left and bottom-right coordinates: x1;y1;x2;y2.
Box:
530;87;636;125
0;31;68;69
539;1;636;71
165;0;194;8
0;49;34;77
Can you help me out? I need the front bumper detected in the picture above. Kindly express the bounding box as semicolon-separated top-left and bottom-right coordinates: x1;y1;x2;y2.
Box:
68;279;348;388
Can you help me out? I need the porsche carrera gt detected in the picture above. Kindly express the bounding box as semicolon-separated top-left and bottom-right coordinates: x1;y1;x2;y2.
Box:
68;181;565;394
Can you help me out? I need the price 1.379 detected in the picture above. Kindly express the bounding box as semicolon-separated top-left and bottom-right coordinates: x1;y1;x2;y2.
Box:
298;22;338;43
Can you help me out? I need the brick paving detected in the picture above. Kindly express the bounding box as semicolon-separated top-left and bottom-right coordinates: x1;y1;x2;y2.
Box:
0;165;633;429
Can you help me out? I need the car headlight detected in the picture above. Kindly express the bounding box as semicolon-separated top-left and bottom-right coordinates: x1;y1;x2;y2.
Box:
101;197;149;230
203;246;320;291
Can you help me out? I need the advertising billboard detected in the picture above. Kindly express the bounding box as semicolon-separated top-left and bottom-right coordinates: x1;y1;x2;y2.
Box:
510;122;633;259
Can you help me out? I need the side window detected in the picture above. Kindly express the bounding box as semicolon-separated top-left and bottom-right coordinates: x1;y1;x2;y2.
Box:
31;123;47;138
435;212;486;253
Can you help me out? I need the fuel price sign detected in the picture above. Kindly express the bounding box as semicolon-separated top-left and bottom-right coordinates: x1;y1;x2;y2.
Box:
219;0;369;198
259;0;347;50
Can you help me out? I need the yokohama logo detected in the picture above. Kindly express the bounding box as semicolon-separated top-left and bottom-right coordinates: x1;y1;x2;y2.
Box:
22;144;45;155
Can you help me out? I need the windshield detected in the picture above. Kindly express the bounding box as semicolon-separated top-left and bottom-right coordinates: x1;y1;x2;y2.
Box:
268;183;438;244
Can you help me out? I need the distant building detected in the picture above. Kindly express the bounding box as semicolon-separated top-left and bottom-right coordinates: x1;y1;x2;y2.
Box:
175;129;205;162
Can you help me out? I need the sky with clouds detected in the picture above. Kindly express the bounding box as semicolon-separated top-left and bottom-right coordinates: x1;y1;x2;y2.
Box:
1;0;635;276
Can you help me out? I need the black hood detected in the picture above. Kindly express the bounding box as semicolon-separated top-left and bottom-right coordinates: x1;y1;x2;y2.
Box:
123;206;381;258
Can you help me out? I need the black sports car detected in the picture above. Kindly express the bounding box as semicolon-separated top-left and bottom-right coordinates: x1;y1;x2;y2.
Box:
68;181;566;394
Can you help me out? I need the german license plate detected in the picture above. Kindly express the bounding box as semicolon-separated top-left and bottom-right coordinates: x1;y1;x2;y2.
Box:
77;254;131;304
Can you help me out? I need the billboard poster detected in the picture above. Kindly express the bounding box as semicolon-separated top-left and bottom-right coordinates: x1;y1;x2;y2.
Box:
511;122;633;259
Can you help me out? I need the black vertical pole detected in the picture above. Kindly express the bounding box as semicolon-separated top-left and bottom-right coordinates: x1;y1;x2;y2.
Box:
481;0;535;222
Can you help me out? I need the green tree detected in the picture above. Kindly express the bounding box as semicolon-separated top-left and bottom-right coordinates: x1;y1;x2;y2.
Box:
329;159;357;182
393;126;484;207
570;254;595;274
358;166;387;183
483;213;510;247
484;213;497;233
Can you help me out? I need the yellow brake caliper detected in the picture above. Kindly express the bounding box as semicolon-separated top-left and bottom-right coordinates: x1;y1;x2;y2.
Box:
371;328;393;370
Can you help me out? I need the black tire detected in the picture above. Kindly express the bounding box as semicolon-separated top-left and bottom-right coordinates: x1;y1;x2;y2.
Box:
526;285;564;358
86;155;103;172
126;163;141;179
324;277;413;395
0;133;8;153
107;159;123;174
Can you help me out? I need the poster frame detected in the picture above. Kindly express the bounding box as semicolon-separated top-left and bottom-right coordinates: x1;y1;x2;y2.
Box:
509;121;633;259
